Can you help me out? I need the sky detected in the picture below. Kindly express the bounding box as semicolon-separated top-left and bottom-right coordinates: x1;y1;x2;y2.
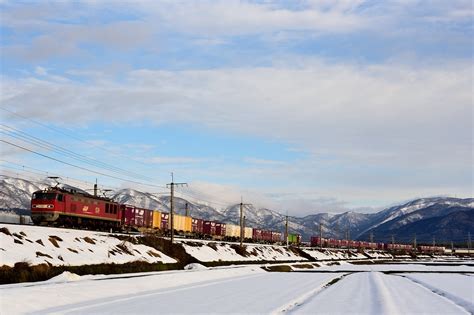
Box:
0;0;472;216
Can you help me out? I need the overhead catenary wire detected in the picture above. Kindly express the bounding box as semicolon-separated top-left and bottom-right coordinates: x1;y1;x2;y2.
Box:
0;161;121;192
0;124;156;182
0;107;166;177
1;139;168;190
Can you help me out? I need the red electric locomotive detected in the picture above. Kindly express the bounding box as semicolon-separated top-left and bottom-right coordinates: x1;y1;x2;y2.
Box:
31;187;122;230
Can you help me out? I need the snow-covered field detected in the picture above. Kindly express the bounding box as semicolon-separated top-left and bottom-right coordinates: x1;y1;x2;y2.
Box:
1;262;472;314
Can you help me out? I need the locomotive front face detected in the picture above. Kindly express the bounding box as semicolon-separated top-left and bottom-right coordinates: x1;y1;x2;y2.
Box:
31;191;64;224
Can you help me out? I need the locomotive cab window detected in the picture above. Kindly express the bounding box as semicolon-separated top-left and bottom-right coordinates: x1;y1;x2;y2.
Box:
32;193;56;200
57;194;64;202
105;203;110;213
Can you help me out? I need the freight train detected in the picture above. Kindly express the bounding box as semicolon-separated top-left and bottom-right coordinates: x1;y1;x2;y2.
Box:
310;237;445;254
30;186;298;244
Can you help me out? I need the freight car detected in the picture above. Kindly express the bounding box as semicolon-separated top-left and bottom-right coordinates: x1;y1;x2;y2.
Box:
310;235;423;254
418;245;445;254
287;233;301;245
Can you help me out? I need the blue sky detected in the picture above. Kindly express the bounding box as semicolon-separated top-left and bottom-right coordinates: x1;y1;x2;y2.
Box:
0;0;472;215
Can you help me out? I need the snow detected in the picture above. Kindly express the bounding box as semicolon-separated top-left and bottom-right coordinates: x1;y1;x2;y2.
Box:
402;273;474;313
302;248;375;260
179;239;307;262
0;224;177;266
293;271;468;314
45;271;82;283
183;263;208;270
0;266;342;314
1;262;472;315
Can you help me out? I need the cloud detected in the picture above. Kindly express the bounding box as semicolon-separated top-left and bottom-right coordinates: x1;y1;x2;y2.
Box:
148;0;368;36
1;58;471;210
2;60;470;166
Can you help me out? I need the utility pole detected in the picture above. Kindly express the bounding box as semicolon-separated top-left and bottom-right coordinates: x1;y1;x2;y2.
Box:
369;231;374;244
166;173;187;244
185;202;189;217
94;178;98;197
319;223;323;250
451;241;454;256
468;232;471;256
413;234;417;252
239;197;252;248
285;215;289;247
391;234;395;254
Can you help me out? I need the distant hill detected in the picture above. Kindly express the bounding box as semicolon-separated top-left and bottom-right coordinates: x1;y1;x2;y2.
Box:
1;175;472;243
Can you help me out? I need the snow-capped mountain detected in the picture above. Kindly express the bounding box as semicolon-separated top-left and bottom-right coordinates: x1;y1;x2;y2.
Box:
0;176;45;215
1;175;472;243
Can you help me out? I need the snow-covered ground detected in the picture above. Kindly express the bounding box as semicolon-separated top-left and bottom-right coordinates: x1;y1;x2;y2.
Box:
302;248;382;260
179;239;306;262
1;262;472;314
293;271;472;314
0;224;176;266
0;224;312;267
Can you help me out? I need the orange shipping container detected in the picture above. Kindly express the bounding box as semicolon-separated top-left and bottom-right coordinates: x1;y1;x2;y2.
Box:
173;214;186;231
184;216;192;233
152;210;161;229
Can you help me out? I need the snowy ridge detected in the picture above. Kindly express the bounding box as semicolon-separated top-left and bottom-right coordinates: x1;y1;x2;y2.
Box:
0;224;177;267
179;240;306;262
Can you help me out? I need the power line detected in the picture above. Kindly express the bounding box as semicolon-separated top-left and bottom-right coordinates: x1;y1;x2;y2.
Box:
0;107;162;172
1;124;156;182
1;139;167;189
0;161;120;191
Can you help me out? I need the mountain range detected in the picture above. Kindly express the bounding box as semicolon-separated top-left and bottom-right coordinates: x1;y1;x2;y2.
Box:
1;175;472;244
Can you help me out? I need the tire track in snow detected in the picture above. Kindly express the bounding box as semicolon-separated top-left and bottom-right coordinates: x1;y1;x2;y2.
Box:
400;274;474;314
270;273;350;314
286;271;469;314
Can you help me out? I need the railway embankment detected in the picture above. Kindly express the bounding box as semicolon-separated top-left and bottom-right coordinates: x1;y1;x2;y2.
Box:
0;223;391;284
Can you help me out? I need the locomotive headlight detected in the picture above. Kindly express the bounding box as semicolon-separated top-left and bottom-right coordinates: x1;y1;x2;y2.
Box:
33;204;54;209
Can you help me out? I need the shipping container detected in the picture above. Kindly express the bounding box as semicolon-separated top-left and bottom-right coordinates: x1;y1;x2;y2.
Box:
152;210;161;229
192;217;203;234
271;231;282;243
124;206;142;227
173;214;186;232
203;220;216;236
144;209;153;228
261;230;272;242
244;227;253;239
184;216;192;233
311;236;325;247
253;228;262;241
225;224;240;238
161;212;169;230
288;233;301;244
215;223;226;237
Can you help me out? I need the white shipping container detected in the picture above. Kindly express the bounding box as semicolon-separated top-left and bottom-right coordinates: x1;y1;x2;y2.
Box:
244;227;253;239
225;224;240;237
